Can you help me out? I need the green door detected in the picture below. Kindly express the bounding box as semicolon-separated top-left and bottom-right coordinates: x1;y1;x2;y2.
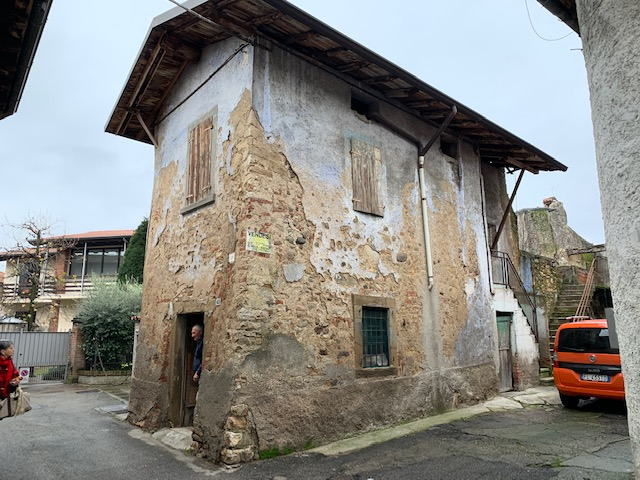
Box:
496;313;513;392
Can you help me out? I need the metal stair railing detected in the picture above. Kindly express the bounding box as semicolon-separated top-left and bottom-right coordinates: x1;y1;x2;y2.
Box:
491;251;538;341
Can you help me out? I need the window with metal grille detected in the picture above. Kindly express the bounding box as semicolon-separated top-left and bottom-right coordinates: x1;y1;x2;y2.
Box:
362;306;389;368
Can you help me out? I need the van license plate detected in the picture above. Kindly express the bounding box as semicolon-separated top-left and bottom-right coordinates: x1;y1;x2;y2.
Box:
581;373;610;382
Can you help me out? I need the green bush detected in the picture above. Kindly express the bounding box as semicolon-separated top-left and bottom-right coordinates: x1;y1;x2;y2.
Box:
42;365;66;380
76;277;142;368
118;218;148;284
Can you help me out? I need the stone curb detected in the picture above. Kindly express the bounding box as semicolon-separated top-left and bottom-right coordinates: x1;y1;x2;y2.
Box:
309;386;560;457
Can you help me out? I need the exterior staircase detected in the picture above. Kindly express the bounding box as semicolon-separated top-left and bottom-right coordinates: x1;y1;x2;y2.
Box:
539;367;554;386
548;284;594;351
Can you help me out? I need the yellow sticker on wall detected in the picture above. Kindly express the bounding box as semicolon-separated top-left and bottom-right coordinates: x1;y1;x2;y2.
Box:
246;231;272;254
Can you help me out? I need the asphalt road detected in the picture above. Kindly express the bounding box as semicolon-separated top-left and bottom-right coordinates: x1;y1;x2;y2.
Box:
2;383;633;480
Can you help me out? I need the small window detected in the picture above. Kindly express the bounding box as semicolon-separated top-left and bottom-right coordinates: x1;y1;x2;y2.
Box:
183;114;216;213
351;92;377;116
362;306;389;367
353;294;396;375
350;138;384;216
440;137;459;159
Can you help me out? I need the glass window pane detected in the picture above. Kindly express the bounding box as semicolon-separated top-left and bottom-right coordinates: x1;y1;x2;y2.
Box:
69;251;84;277
102;249;120;276
86;250;103;275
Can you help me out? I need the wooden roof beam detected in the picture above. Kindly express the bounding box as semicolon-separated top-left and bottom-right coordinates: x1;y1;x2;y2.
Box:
284;30;318;45
337;60;369;73
385;87;419;98
363;74;398;85
150;58;191;124
115;38;166;135
405;99;440;109
215;0;241;10
160;34;200;62
503;157;539;174
249;12;282;26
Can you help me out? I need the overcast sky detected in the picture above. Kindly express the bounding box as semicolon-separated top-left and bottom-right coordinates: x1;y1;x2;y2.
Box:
0;1;601;266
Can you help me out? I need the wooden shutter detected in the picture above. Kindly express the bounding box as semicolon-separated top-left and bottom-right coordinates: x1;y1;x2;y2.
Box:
187;118;213;204
351;139;384;216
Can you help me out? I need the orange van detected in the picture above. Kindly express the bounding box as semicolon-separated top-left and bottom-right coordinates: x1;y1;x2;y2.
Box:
553;318;625;408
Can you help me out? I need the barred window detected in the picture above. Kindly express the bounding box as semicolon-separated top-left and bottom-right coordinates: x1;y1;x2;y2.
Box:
362;306;389;368
353;294;396;375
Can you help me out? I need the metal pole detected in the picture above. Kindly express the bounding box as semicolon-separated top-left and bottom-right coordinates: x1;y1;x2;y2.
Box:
491;168;525;251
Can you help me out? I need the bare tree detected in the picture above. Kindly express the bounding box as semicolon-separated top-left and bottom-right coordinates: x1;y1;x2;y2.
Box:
1;214;75;331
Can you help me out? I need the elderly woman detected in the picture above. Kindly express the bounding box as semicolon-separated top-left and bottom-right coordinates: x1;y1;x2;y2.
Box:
0;340;22;402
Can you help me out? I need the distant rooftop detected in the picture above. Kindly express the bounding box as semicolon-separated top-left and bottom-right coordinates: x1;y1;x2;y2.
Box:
0;230;134;260
49;230;135;240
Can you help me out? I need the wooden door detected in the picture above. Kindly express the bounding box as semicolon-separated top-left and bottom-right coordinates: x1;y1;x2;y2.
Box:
496;313;513;392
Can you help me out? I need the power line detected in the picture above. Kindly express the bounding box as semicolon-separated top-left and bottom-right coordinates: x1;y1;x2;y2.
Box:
524;0;574;42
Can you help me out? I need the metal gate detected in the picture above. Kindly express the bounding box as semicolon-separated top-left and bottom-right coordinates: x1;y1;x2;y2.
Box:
1;330;71;383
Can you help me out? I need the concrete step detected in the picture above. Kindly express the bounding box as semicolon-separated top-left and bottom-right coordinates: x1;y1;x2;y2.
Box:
540;376;555;386
152;427;194;451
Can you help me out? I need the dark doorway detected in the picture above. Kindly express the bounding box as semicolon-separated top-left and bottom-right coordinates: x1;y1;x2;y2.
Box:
177;312;203;427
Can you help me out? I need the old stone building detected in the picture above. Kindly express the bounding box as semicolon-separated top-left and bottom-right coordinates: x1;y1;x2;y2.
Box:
107;0;566;463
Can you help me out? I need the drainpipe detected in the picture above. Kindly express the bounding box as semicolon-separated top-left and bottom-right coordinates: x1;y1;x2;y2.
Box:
367;105;457;290
419;106;458;289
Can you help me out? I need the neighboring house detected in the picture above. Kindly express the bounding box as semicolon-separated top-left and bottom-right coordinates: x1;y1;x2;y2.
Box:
0;230;133;332
107;1;566;463
0;0;53;120
537;2;640;474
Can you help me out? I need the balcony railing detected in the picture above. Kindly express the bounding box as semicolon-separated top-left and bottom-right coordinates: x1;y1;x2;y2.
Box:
491;251;538;341
1;275;116;300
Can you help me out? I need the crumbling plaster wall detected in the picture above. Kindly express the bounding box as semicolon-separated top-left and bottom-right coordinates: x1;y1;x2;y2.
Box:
129;38;255;430
130;37;501;456
235;43;498;449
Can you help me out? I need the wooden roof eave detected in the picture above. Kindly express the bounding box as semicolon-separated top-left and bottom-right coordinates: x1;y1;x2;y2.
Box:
106;0;568;174
536;0;579;35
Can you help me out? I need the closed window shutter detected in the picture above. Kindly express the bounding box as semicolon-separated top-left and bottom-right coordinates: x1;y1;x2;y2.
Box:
351;139;384;216
187;128;197;203
187;118;213;204
197;118;212;199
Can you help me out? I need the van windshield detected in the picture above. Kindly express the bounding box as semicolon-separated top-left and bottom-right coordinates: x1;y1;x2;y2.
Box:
557;327;619;354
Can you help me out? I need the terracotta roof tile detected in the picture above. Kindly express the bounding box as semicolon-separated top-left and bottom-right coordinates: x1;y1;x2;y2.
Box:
49;230;134;240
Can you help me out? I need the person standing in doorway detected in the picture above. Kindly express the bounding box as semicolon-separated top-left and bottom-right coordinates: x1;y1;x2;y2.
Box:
191;325;203;383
